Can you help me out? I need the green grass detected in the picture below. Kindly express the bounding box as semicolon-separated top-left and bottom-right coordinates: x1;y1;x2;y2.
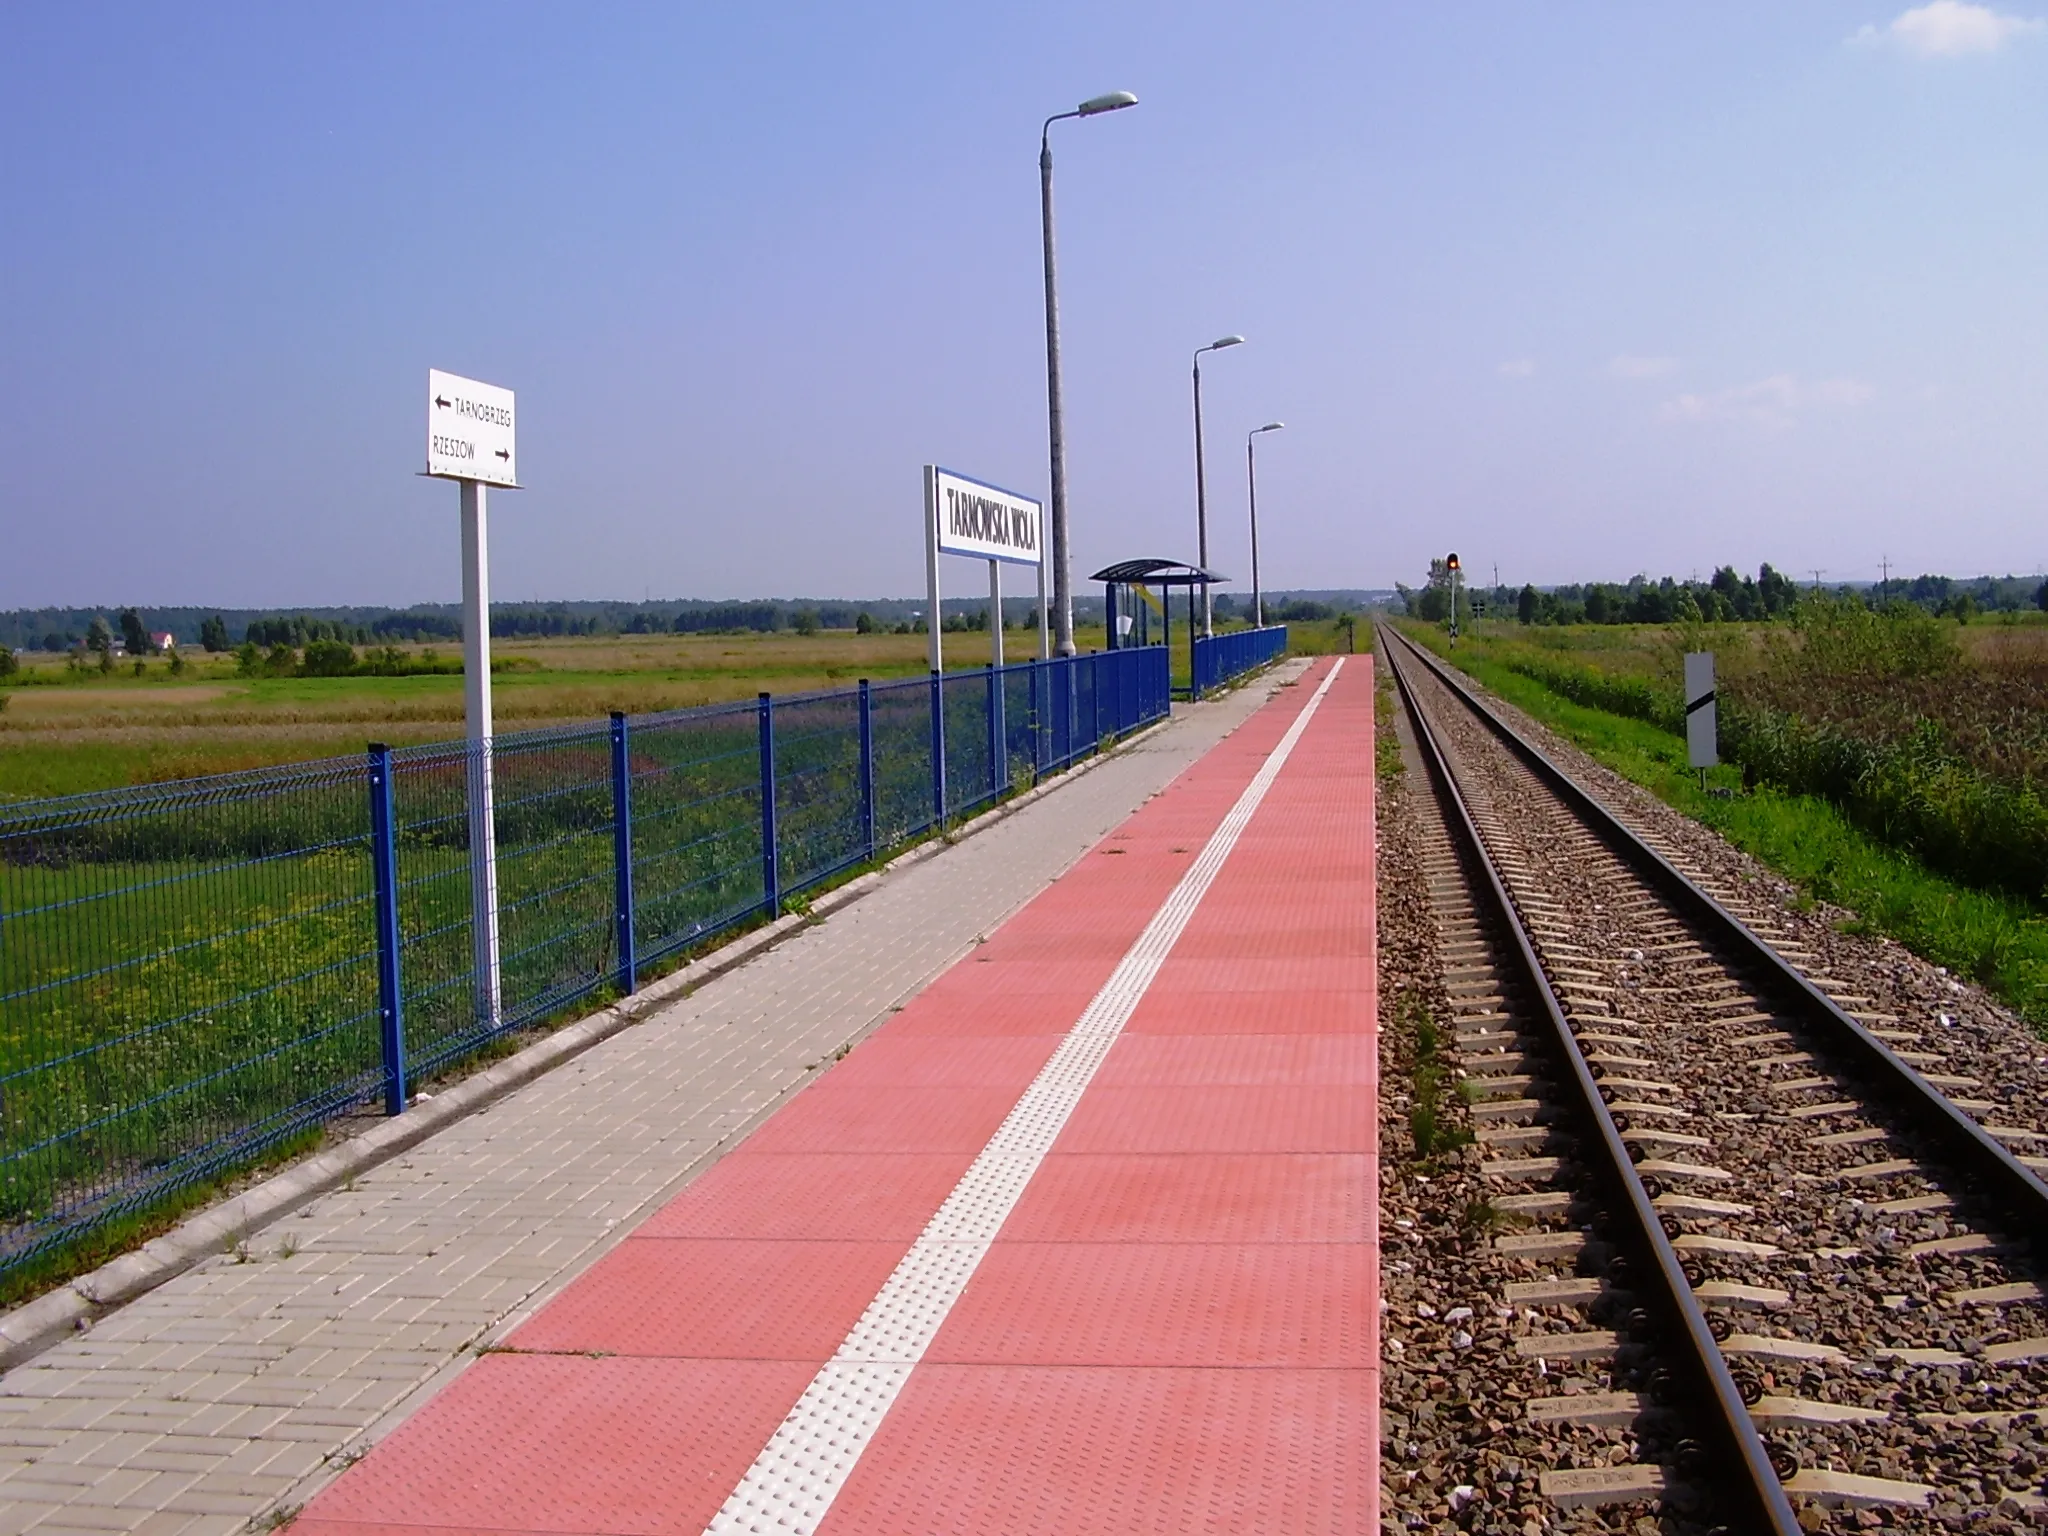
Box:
1412;631;2048;1028
1399;991;1472;1161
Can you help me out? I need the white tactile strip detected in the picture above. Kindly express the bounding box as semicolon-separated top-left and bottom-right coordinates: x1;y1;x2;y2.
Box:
702;660;1346;1536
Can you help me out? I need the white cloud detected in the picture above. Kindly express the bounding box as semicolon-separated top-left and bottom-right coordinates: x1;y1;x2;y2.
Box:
1497;358;1535;378
1659;374;1875;427
1608;355;1678;379
1853;2;2044;55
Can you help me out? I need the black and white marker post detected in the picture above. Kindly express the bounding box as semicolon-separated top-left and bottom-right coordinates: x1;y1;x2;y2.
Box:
427;369;519;1029
1685;650;1717;791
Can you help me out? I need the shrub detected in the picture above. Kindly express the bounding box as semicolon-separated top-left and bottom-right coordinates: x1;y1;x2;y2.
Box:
299;640;357;677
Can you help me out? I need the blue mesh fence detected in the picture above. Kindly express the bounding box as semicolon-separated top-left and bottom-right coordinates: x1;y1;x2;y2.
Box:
0;645;1169;1276
1191;625;1289;696
0;761;383;1271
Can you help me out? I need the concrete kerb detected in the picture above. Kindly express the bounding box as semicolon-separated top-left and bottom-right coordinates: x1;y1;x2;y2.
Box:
0;704;1193;1377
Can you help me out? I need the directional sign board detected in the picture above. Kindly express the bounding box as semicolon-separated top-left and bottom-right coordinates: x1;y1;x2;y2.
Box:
930;467;1042;566
427;369;517;486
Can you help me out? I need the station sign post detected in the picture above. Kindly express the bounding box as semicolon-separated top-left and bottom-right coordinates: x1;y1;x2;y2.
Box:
922;467;1047;671
427;369;519;1029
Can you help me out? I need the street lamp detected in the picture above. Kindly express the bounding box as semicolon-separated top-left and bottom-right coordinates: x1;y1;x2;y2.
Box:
1246;421;1284;628
1041;90;1138;658
1192;334;1244;637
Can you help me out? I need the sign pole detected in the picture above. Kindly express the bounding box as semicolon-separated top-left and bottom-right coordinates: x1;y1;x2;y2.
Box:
460;480;502;1028
426;367;517;1033
924;466;944;674
988;558;1003;667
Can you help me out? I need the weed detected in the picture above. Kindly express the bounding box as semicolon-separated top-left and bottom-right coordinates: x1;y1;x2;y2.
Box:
260;1502;302;1530
1462;1198;1527;1233
1401;989;1473;1161
274;1232;300;1260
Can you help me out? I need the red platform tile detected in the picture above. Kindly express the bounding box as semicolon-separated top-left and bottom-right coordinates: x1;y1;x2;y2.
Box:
883;988;1089;1036
303;1354;814;1534
971;926;1151;963
999;1154;1372;1244
820;1032;1061;1090
740;1084;1021;1153
943;955;1132;994
818;1364;1376;1536
1165;926;1374;961
928;1242;1372;1367
1055;1086;1373;1154
1092;1034;1375;1087
635;1152;971;1241
507;1238;902;1359
1121;990;1370;1036
291;1524;513;1536
1145;956;1372;995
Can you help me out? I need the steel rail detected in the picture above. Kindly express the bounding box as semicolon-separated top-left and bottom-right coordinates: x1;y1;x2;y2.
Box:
1381;624;1800;1535
1382;622;2048;1242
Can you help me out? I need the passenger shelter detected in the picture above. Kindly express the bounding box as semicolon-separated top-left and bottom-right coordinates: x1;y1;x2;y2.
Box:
1090;559;1227;696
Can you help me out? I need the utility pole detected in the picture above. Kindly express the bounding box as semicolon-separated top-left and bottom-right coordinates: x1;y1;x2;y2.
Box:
1880;555;1889;604
1809;567;1825;593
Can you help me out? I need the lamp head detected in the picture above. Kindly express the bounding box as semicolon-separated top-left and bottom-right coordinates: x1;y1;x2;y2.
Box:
1210;334;1245;350
1256;421;1285;434
1077;91;1139;115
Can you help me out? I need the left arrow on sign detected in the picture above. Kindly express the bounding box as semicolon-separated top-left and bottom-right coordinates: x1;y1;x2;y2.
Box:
434;395;451;408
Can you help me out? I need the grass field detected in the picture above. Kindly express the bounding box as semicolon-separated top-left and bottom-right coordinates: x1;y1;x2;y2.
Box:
0;620;1351;801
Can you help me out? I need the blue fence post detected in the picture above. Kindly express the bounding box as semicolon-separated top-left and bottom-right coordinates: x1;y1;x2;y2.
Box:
928;670;946;829
367;743;407;1117
758;692;779;914
609;711;636;996
1030;658;1046;777
858;678;876;861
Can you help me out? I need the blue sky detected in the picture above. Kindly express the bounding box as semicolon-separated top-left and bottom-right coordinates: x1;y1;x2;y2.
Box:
3;2;2044;607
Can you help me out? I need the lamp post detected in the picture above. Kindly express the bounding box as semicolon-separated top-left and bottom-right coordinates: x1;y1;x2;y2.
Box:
1246;421;1284;628
1191;334;1244;637
1041;90;1138;658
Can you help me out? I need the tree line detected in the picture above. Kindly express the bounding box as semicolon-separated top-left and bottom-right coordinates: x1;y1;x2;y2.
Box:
1399;563;2048;627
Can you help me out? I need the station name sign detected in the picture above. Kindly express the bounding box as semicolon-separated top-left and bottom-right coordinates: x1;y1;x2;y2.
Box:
427;369;518;487
930;468;1042;566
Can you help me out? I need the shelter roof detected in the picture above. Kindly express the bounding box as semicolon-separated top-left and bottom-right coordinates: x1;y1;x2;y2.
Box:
1088;558;1228;585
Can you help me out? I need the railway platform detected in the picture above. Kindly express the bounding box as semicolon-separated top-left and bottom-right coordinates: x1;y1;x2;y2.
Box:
282;655;1378;1535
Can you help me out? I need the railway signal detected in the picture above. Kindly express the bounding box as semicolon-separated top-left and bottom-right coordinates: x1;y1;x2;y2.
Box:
1447;551;1462;646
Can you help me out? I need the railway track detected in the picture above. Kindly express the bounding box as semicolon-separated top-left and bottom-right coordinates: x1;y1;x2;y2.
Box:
1378;623;2048;1533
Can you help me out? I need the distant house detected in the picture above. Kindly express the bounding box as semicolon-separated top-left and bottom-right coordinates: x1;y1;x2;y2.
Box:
152;632;177;653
